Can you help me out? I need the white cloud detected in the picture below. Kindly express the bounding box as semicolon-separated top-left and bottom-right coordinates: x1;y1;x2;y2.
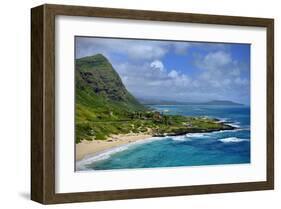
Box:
199;51;232;70
113;48;249;103
191;50;250;104
76;37;168;61
174;74;190;87
168;70;178;78
150;60;165;72
222;79;231;85
229;68;240;76
112;59;194;100
127;44;167;61
234;77;248;85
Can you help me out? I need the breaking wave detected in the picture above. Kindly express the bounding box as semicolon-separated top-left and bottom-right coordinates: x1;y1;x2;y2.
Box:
218;137;249;143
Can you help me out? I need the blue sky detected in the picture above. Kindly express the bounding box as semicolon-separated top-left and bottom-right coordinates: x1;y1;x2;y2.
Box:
76;37;250;105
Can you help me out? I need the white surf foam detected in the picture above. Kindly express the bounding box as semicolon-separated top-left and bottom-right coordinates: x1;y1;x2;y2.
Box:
171;135;192;141
218;137;249;143
215;117;242;129
186;133;207;137
170;128;248;142
171;132;209;141
228;122;241;128
208;128;243;135
216;118;230;123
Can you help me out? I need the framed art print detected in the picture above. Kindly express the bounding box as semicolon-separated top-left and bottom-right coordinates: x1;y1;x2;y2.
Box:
31;4;274;204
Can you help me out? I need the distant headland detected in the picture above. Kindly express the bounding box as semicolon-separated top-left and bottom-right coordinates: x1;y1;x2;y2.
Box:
138;98;243;106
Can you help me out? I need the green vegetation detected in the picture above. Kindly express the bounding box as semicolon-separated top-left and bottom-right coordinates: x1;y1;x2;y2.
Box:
75;54;234;143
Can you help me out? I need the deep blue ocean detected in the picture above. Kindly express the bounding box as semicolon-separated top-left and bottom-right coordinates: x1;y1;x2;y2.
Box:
77;105;250;171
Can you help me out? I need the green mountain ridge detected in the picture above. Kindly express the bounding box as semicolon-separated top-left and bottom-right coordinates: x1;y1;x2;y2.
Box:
138;98;243;106
203;100;243;106
75;54;147;142
76;54;145;110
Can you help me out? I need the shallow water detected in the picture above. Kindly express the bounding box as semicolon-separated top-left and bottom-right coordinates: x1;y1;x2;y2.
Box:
76;105;250;171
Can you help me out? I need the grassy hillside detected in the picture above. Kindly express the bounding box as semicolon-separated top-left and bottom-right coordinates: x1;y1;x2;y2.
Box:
75;54;148;142
75;54;234;143
76;54;145;111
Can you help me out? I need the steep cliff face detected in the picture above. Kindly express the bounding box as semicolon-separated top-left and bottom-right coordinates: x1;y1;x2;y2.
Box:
75;54;147;142
76;53;145;111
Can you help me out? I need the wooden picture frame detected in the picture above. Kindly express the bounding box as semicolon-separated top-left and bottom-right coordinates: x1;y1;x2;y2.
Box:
31;4;274;204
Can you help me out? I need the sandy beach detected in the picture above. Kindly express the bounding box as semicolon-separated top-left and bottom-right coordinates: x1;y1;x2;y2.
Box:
76;133;153;161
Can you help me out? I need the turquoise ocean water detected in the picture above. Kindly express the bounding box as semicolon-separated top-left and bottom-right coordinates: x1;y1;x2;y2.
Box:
76;105;250;171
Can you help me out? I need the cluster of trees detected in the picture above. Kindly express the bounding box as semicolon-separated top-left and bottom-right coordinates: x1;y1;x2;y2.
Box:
128;111;171;125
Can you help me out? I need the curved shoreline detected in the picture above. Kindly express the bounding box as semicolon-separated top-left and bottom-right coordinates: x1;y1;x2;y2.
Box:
76;123;236;162
76;133;153;161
